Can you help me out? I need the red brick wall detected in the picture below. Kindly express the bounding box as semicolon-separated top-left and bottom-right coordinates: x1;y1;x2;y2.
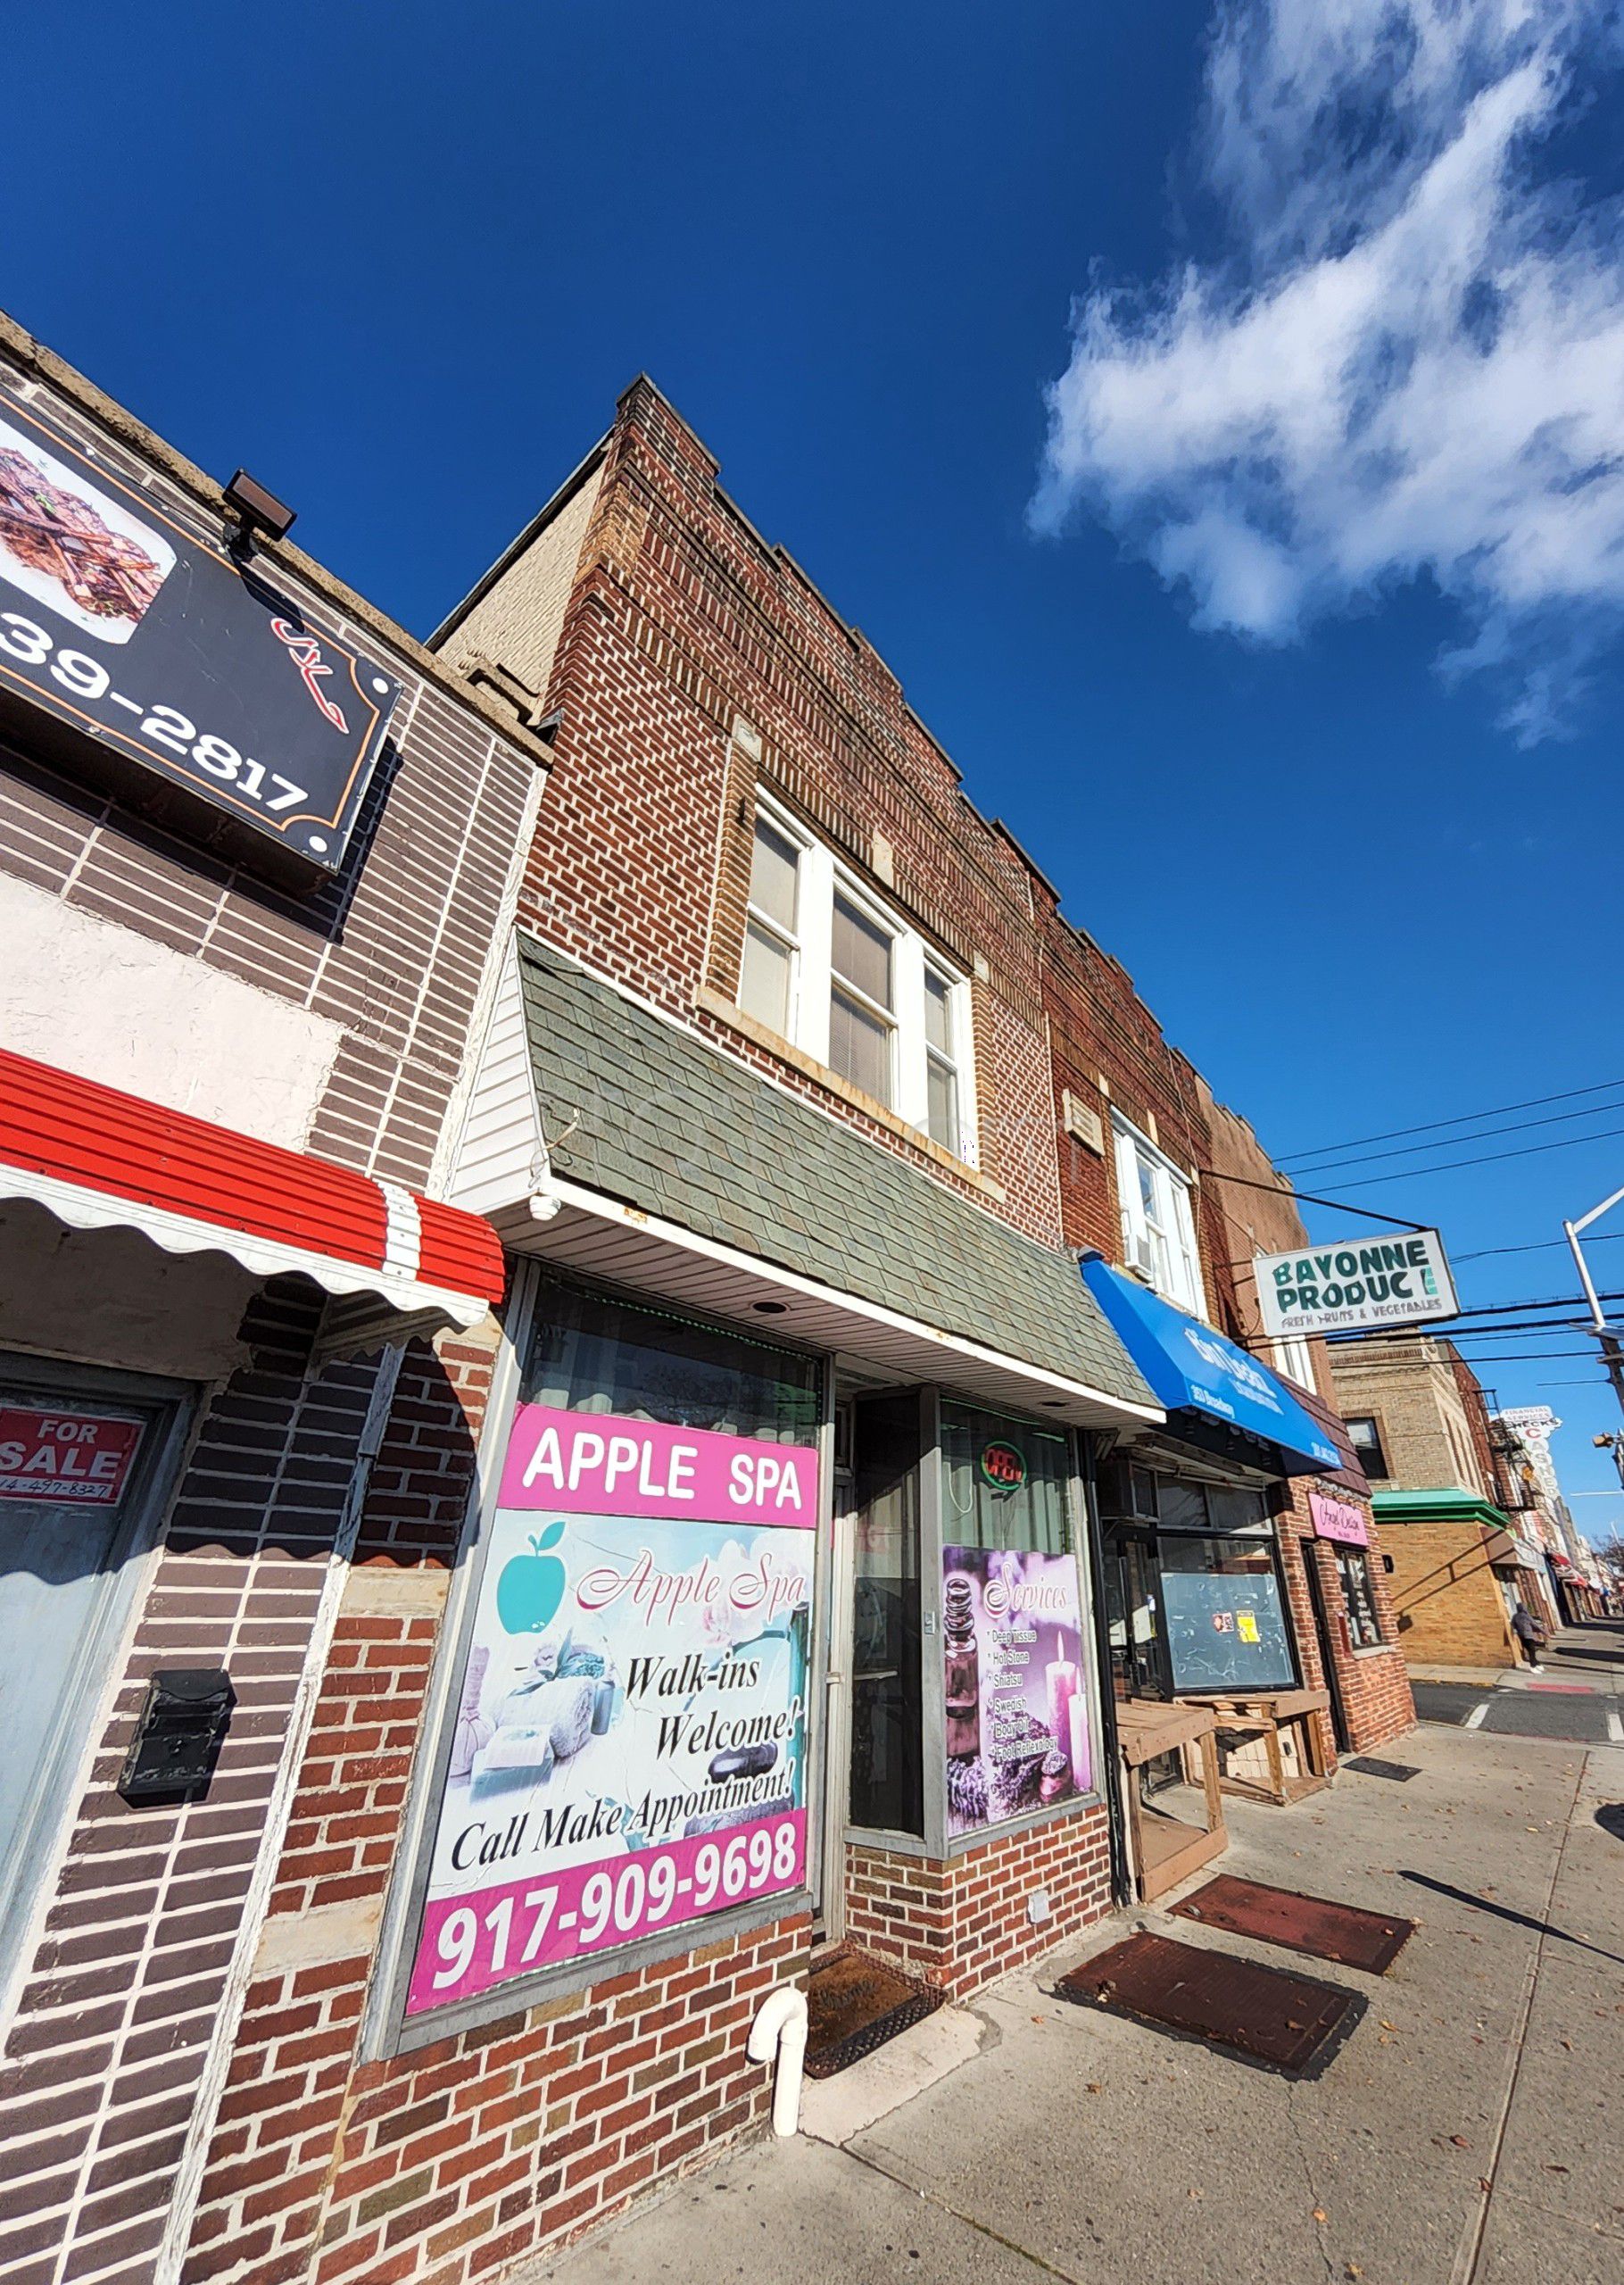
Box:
505;378;1065;1246
175;1328;814;2285
0;1285;378;2285
1273;1497;1415;1757
190;1901;805;2285
845;1805;1114;2001
1034;884;1231;1325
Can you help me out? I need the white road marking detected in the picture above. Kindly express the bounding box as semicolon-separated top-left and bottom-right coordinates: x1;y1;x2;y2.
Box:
1464;1701;1490;1729
1606;1708;1622;1743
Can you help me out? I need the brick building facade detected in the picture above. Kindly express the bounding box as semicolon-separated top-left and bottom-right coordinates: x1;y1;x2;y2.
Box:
3;348;1403;2285
161;375;1163;2285
0;317;542;2285
1194;1096;1414;1757
1032;905;1413;1765
1328;1340;1560;1666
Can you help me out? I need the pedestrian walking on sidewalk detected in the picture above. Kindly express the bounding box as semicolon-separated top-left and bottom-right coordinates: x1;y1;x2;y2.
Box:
1511;1602;1545;1672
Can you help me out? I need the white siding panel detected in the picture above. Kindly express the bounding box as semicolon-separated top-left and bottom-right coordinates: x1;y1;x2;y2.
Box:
446;938;548;1211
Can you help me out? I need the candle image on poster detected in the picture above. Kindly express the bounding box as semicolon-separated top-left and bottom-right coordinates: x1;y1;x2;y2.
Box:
942;1545;1092;1836
408;1405;815;2015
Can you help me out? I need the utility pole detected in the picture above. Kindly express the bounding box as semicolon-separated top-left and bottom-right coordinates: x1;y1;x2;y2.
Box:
1563;1183;1624;1423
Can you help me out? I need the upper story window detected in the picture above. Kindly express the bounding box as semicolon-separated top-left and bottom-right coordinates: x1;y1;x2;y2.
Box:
830;890;895;1102
741;813;802;1038
923;961;963;1152
1113;1113;1204;1317
1261;1274;1316;1391
734;795;977;1163
1272;1334;1316;1392
1345;1414;1388;1480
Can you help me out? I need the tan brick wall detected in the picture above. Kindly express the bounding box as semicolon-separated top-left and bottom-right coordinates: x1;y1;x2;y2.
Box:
1384;1520;1516;1666
440;460;605;706
1328;1343;1490;1499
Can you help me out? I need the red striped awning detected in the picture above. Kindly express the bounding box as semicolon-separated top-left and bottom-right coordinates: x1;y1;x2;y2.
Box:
0;1046;505;1332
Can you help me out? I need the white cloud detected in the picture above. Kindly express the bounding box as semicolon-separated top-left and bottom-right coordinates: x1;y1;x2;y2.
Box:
1033;0;1624;736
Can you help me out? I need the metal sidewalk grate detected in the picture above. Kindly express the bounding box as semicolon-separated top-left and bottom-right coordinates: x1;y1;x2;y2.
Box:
1057;1932;1364;2078
1172;1874;1414;1973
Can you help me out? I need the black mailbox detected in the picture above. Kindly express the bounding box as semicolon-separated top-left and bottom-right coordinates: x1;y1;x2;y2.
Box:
118;1668;236;1803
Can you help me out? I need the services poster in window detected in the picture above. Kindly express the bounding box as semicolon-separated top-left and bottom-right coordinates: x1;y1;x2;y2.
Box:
408;1405;815;2015
941;1544;1092;1837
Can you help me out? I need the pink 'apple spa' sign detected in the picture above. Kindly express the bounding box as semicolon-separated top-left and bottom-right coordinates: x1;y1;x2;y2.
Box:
408;1407;816;2015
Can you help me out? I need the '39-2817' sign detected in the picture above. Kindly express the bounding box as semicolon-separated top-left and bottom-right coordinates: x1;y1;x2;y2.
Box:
0;386;399;880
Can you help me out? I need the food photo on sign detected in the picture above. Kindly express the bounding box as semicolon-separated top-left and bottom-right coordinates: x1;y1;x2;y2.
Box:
408;1406;815;2015
0;415;175;641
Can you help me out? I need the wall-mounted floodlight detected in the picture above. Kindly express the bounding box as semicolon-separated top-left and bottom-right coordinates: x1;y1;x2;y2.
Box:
223;468;296;553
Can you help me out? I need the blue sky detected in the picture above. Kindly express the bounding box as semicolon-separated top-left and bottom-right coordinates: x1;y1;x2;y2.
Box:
7;3;1623;1541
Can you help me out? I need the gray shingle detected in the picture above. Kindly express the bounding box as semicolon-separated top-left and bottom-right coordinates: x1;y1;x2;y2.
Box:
517;937;1155;1410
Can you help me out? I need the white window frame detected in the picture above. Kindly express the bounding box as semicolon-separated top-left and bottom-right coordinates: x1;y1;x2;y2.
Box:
740;805;808;1046
1259;1260;1316;1390
735;793;978;1165
1113;1112;1205;1317
921;955;966;1157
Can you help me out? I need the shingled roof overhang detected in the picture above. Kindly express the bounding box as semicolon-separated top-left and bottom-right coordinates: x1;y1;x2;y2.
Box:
453;935;1160;1432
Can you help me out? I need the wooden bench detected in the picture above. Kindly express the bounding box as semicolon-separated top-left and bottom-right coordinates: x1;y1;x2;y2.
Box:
1195;1686;1331;1806
1114;1696;1229;1903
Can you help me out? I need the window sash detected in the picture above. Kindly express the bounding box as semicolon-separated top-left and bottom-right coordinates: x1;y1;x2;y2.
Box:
1335;1548;1382;1649
1114;1118;1203;1315
734;801;974;1162
1346;1417;1388;1478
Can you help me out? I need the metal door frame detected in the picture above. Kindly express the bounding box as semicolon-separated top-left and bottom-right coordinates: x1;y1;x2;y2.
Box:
0;1351;196;2024
814;1389;855;1943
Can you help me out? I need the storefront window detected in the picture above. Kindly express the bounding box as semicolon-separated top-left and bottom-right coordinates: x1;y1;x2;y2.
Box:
940;1403;1071;1553
1159;1532;1296;1693
405;1278;822;2023
525;1277;820;1443
1335;1547;1382;1649
939;1404;1092;1837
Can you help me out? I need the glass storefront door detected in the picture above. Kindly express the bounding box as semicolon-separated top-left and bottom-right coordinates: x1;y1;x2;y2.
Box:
1104;1531;1169;1701
845;1390;925;1841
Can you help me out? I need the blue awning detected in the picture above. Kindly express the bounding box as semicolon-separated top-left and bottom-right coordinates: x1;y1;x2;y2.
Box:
1079;1253;1341;1476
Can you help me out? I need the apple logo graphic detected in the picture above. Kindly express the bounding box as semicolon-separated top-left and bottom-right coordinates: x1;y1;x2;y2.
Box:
496;1520;568;1634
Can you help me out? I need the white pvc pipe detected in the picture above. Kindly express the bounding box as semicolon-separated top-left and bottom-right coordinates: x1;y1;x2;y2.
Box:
746;1983;808;2137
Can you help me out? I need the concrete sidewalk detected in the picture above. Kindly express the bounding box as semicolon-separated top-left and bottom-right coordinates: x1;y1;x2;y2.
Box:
528;1721;1624;2285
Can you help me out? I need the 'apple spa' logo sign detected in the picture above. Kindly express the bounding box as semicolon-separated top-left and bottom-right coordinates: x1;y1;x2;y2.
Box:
496;1521;568;1636
494;1523;809;1637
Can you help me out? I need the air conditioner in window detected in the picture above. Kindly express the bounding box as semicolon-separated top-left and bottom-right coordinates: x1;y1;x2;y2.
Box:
1126;1231;1160;1284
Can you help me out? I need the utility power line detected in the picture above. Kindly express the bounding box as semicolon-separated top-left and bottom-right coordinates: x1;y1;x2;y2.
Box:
1456;1231;1624;1263
1335;1121;1624;1191
1285;1093;1624;1178
1278;1076;1624;1167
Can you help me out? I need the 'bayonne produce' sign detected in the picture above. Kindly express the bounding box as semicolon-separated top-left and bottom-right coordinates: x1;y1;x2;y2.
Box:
0;386;398;877
1255;1227;1458;1339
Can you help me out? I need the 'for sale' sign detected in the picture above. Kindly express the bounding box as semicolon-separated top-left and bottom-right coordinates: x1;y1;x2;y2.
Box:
0;1408;144;1504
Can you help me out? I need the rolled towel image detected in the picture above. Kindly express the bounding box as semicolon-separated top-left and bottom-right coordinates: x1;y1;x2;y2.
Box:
469;1724;555;1799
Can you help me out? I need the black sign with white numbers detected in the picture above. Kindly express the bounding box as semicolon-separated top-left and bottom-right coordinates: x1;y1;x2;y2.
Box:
0;386;399;879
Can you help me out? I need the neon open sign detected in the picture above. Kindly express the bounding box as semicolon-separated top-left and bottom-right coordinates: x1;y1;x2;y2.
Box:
978;1439;1027;1491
